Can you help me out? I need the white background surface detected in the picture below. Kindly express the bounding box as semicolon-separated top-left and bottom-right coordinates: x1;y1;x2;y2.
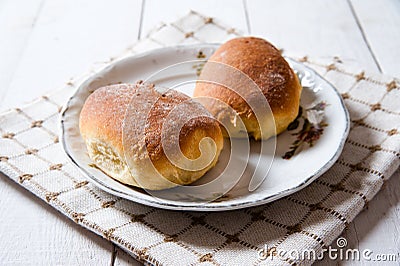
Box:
0;0;398;265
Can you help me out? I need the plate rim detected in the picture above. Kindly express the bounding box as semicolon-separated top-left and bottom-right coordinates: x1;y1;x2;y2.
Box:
60;43;350;211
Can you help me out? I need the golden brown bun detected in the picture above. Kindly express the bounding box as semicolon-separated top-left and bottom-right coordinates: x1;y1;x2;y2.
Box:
193;37;302;140
79;82;223;190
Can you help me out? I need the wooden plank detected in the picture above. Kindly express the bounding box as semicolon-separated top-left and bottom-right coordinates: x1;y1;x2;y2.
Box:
350;0;400;77
0;0;44;107
0;0;143;111
245;0;380;72
140;0;248;38
0;0;144;264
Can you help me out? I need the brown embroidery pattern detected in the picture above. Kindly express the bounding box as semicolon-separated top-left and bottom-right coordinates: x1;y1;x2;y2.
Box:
192;50;207;76
283;101;328;159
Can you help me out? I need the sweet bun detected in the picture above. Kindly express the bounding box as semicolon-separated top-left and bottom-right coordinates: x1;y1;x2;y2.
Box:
79;82;223;190
194;37;302;140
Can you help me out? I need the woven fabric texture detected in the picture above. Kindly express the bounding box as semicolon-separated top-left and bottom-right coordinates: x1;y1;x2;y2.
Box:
0;11;399;265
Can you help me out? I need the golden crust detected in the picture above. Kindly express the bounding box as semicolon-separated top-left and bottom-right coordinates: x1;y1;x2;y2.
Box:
79;83;223;190
144;89;222;162
194;37;302;139
79;83;137;153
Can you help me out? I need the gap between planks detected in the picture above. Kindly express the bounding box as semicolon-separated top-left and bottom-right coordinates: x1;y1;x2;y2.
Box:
347;0;383;73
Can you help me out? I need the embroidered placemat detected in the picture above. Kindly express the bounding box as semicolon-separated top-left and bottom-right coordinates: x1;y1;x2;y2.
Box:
0;11;399;265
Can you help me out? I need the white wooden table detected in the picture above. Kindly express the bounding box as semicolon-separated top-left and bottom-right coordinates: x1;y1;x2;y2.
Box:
0;0;399;265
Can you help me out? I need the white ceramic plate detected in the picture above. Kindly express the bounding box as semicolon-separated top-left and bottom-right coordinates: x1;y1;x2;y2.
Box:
60;44;349;211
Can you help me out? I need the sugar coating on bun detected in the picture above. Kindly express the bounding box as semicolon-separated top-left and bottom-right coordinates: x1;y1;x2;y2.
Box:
79;82;223;190
194;37;302;140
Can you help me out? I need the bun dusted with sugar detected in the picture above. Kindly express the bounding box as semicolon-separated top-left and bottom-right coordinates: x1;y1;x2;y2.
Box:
79;82;223;190
194;37;302;140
